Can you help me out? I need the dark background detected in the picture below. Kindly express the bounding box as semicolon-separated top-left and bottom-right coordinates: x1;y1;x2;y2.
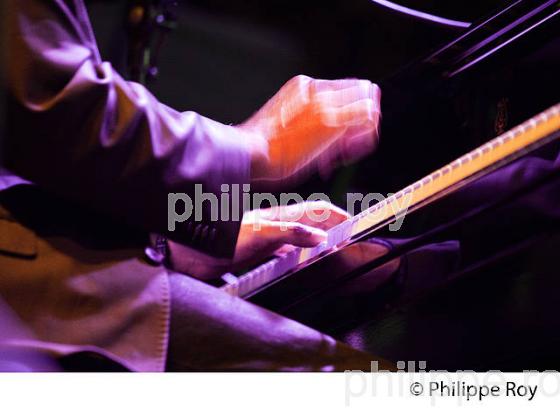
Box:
87;0;502;122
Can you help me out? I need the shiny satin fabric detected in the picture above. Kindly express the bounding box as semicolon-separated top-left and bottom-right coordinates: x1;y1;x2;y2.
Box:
3;0;251;258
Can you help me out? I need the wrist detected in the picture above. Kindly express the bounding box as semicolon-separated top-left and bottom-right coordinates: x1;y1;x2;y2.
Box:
237;126;270;182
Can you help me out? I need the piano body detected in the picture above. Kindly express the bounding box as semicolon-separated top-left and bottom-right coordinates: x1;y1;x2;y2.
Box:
218;0;560;371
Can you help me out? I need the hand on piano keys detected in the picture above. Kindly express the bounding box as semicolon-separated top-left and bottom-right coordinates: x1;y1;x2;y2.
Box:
167;200;401;300
167;201;348;280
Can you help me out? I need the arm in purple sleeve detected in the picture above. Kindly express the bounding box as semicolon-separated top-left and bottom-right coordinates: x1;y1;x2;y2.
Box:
3;0;251;258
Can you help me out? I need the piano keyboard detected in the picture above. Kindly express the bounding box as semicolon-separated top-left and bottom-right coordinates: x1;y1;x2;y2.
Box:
222;103;560;298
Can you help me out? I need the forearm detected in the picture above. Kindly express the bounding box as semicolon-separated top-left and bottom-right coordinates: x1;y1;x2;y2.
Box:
3;0;250;257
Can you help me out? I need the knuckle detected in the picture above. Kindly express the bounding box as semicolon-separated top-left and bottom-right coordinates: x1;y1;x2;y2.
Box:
292;74;311;85
358;79;371;89
288;222;306;235
293;75;313;102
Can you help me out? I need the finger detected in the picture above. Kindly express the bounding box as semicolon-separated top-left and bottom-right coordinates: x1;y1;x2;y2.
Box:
259;75;313;127
263;221;328;248
313;78;369;93
262;202;350;230
296;201;350;229
301;200;350;218
274;244;297;256
320;99;380;128
279;74;313;104
314;82;380;108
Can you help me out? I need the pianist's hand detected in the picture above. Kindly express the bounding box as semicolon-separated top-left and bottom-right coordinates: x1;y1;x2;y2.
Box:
167;201;349;280
243;75;381;184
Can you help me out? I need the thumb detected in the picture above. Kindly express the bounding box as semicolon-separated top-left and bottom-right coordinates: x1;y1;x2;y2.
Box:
264;221;328;248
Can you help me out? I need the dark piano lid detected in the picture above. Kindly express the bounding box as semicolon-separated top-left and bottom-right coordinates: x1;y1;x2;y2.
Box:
381;0;560;119
388;0;560;81
426;0;560;77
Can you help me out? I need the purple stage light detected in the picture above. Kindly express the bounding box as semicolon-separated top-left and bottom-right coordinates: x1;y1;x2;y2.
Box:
369;0;472;28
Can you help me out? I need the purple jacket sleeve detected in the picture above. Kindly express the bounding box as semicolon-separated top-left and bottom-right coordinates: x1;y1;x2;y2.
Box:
3;0;251;258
